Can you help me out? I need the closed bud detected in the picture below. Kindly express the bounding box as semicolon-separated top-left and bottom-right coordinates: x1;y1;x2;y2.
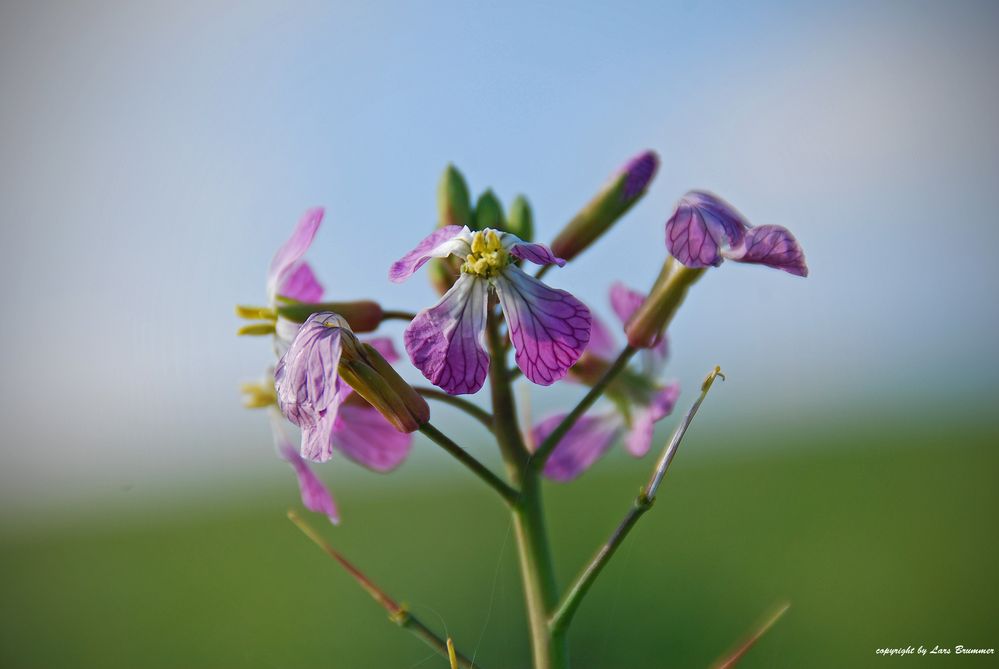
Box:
472;189;504;231
506;195;534;242
626;264;705;348
550;150;659;261
276;300;384;333
338;341;430;433
437;164;472;229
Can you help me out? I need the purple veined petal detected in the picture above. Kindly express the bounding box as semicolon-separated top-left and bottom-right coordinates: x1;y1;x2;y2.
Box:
585;310;617;360
404;273;490;395
532;412;622;482
277;261;324;302
620;150;659;201
722;224;809;277
271;415;339;524
274;312;348;460
494;266;591;386
665;191;749;268
623;381;680;457
331;403;412;473
388;225;470;283
267;207;324;300
364;337;400;364
505;238;567;267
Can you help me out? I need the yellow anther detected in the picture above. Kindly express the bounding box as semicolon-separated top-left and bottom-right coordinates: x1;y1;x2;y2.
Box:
461;229;510;278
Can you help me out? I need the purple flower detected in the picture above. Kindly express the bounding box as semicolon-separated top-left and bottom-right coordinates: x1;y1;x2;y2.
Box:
532;283;680;482
390;227;591;395
268;207;325;302
274;312;412;468
665;191;808;276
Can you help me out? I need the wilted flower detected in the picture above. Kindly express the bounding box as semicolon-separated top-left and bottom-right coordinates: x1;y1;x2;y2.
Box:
271;414;339;524
532;283;680;482
390;227;591;395
665;191;808;276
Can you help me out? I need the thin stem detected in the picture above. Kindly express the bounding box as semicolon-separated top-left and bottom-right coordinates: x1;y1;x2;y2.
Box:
712;602;791;669
382;309;418;321
415;386;494;432
287;510;484;669
548;366;724;634
419;423;519;506
531;345;638;468
485;310;568;669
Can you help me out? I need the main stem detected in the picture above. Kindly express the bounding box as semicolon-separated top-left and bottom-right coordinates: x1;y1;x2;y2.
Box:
486;310;568;669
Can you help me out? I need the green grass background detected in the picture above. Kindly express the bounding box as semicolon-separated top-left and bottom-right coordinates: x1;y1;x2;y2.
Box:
2;417;997;668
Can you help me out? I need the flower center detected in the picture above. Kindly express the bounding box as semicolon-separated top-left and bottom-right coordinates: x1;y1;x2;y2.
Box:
461;229;509;278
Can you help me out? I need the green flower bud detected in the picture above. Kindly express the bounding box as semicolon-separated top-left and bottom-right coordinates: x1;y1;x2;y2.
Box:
437;164;472;229
550;150;659;261
506;195;534;242
626;264;705;349
338;341;430;433
472;189;504;232
276;299;384;333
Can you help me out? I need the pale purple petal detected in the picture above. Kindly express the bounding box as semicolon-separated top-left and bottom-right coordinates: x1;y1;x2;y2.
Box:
665;191;748;268
274;312;348;462
532;412;622;482
404;273;490;395
331;404;412;472
364;337;400;363
609;281;645;327
723;224;809;277
585;311;616;360
620;150;659;201
507;240;567;267
271;416;339;524
495;266;591;386
267;207;323;299
277;261;324;302
389;225;468;283
624;382;680;457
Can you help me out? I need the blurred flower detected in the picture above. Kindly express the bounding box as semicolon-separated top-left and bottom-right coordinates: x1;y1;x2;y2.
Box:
532;283;680;482
665;191;808;276
390;227;591;395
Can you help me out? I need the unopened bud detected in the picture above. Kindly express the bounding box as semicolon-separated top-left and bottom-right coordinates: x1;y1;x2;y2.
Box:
472;189;504;231
276;300;384;333
338;342;430;433
550;150;659;261
626;264;705;348
237;322;277;336
506;195;534;242
438;164;472;229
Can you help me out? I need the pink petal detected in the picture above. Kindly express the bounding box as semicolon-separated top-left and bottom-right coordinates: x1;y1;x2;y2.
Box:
332;404;412;472
404;273;490;395
532;412;622;482
388;225;466;283
586;311;617;360
609;281;645;327
364;337;400;363
507;240;566;267
723;224;809;277
624;382;680;457
271;417;339;524
268;207;324;299
494;266;591;386
278;261;324;302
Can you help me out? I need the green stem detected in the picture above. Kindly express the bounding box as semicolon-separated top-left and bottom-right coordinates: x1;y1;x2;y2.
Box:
419;423;519;506
531;345;638;468
381;309;418;321
486;311;568;669
415;386;495;433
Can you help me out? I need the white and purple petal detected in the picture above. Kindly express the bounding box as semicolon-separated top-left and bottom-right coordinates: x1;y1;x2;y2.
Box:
494;266;591;386
267;207;324;300
331;403;412;473
404;273;490;395
532;412;622;482
623;381;680;457
506;239;567;267
388;225;470;283
722;224;809;277
271;416;339;524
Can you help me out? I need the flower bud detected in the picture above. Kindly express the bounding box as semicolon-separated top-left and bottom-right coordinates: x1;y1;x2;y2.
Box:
505;195;534;242
276;300;384;333
550;150;659;261
472;189;504;231
626;264;705;348
437;164;473;229
338;341;430;433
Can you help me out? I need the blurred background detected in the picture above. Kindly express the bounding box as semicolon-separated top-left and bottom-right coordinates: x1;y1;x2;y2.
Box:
1;0;997;666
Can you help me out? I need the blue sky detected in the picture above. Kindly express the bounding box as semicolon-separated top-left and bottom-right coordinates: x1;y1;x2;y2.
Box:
1;0;997;506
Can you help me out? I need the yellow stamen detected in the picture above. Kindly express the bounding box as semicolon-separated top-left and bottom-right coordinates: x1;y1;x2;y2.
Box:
461;229;509;278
